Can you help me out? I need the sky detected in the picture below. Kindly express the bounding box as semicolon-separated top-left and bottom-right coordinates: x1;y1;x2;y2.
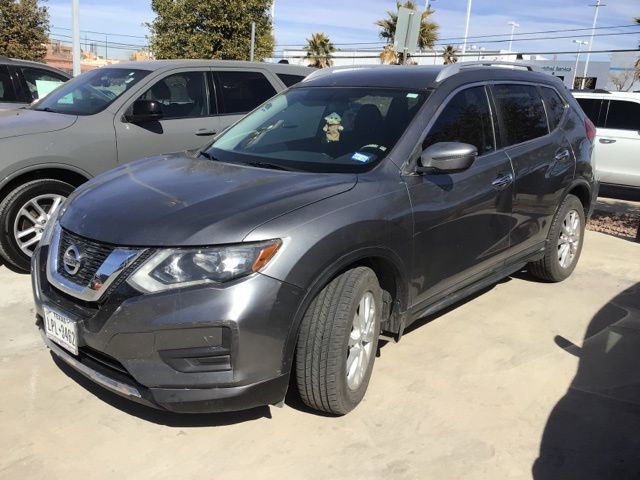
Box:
46;0;639;60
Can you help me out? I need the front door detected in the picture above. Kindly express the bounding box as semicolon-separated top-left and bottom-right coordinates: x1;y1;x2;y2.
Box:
406;85;514;309
114;69;221;164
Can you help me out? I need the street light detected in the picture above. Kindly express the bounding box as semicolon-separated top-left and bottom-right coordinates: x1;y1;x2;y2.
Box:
507;21;520;53
582;0;606;89
461;0;473;57
572;40;588;89
72;0;80;76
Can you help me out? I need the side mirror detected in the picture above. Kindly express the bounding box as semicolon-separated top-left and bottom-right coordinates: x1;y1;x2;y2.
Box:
126;99;163;123
417;142;478;174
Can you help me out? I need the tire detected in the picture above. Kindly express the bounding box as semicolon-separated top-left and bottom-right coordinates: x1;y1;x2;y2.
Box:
295;266;382;415
0;179;74;273
529;194;585;282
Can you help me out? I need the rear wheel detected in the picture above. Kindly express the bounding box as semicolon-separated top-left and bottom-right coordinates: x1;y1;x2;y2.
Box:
295;267;382;415
529;194;585;282
0;179;73;273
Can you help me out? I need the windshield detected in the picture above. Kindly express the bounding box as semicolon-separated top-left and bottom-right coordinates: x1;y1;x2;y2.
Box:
31;68;150;116
207;87;429;173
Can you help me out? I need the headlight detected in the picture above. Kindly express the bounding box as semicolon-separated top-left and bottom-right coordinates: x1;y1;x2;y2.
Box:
127;239;281;293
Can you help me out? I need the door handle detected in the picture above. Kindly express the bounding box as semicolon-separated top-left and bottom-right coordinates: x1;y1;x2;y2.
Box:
599;138;616;144
195;128;217;136
554;149;571;161
491;173;513;190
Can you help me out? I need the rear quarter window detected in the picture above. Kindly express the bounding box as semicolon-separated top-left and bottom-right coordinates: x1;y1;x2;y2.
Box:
277;73;306;88
540;87;567;131
492;84;548;146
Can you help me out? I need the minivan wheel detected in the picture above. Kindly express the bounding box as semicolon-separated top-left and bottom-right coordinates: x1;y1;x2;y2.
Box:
295;267;382;415
0;179;74;273
528;194;585;282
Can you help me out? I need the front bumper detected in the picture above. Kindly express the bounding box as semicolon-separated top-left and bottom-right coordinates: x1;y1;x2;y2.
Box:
32;246;303;413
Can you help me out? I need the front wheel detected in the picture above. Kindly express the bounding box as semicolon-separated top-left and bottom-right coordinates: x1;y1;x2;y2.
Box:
0;179;74;273
295;267;382;415
528;194;585;282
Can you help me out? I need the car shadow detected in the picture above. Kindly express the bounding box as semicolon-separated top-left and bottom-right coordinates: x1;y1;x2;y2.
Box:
532;282;640;479
51;355;272;427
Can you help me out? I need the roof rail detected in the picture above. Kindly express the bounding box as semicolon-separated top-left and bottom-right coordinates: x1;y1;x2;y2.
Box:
435;61;536;83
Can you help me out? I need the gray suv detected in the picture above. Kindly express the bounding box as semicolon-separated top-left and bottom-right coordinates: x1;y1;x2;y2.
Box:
0;60;312;271
32;62;597;415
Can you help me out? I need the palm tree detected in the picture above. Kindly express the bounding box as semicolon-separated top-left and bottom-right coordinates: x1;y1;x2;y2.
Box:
305;32;335;69
442;45;458;65
379;45;396;65
375;1;439;52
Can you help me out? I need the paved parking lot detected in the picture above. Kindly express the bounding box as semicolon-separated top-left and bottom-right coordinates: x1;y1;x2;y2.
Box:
2;230;639;479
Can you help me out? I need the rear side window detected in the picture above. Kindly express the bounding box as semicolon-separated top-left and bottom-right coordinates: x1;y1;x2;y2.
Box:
423;86;495;155
0;66;18;102
492;84;548;146
605;100;640;131
21;67;67;102
575;98;605;127
216;71;277;114
540;87;566;131
277;73;306;87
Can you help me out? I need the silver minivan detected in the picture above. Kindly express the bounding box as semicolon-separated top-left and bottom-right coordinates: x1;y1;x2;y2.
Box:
0;60;313;271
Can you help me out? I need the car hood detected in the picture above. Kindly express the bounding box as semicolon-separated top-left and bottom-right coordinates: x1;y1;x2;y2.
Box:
60;154;357;246
0;108;77;139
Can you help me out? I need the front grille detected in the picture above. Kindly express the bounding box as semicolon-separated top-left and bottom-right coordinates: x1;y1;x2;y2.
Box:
57;229;115;287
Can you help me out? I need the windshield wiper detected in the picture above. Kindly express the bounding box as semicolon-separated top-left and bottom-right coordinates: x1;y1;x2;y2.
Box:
35;107;62;114
245;161;294;171
198;151;219;161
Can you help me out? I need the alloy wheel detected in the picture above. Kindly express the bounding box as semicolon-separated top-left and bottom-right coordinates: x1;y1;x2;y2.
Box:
346;291;377;391
557;209;581;269
13;194;65;257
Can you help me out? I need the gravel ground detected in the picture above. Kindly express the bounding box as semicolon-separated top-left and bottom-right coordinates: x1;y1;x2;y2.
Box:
587;198;640;241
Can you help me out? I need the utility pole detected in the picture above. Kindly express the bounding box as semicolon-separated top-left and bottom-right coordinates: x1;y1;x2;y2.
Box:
461;0;472;57
507;21;520;53
581;0;605;89
249;22;255;62
572;40;588;89
72;0;81;76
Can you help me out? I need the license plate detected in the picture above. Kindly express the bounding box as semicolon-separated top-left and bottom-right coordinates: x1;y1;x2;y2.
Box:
44;307;79;355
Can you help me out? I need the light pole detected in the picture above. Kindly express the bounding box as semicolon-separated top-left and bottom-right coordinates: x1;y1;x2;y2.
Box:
582;0;605;89
72;0;80;76
507;21;520;53
572;40;588;89
461;0;472;57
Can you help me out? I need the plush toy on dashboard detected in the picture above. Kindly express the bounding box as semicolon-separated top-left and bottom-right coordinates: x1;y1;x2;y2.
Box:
323;112;344;142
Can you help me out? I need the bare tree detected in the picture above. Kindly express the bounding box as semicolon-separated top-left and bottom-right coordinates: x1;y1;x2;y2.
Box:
609;70;635;92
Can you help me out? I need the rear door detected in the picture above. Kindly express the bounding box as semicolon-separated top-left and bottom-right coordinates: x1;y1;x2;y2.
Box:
213;69;279;131
114;68;220;163
596;99;640;188
407;84;514;308
491;83;574;255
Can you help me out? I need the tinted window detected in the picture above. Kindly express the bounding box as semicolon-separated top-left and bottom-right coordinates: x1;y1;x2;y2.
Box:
424;86;495;155
21;67;67;101
32;68;149;115
277;73;306;87
493;84;548;146
0;66;17;102
216;71;276;114
540;87;566;131
138;71;208;119
575;98;605;127
605;100;640;131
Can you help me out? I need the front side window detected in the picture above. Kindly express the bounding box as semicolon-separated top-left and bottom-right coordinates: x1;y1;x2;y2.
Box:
206;87;429;173
605;100;640;131
216;71;277;114
0;66;17;102
492;84;548;146
576;98;605;127
31;68;150;116
423;86;495;155
540;87;567;131
21;67;67;102
137;71;208;119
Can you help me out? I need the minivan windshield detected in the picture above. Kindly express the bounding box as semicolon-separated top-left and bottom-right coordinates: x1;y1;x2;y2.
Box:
206;87;429;173
31;68;150;116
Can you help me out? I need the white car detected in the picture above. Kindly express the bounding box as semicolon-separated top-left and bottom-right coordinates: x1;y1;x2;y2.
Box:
573;91;640;192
